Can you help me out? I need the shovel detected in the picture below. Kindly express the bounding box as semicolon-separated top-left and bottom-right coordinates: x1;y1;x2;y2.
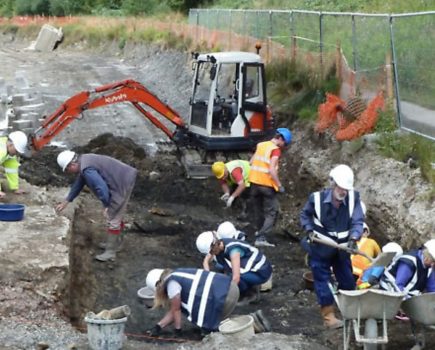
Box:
309;233;374;261
309;233;396;268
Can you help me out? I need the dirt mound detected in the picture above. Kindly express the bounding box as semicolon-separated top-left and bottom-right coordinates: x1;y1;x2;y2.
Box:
20;134;150;187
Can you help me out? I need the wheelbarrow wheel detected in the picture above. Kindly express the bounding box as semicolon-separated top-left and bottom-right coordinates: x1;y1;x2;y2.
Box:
363;318;378;350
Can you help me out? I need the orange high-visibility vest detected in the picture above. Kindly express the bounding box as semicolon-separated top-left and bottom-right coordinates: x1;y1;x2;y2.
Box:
352;237;381;277
249;141;279;190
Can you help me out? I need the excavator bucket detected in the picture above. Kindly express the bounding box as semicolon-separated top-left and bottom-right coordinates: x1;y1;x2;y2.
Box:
179;149;213;179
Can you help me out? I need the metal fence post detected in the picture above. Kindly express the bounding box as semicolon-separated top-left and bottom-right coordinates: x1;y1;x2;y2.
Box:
243;10;247;48
229;10;232;50
319;12;324;77
195;10;199;47
256;11;260;39
351;15;358;72
290;11;296;62
389;15;402;127
267;10;273;63
216;9;219;31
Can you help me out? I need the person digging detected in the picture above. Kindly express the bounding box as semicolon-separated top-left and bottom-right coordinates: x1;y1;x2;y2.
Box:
300;164;365;329
55;150;137;262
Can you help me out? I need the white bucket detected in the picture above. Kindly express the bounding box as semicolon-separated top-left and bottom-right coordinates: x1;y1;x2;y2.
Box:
137;286;155;308
84;316;128;350
218;315;255;340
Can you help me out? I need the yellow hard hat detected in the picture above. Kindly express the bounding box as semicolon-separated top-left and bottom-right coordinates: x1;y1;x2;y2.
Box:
211;162;225;179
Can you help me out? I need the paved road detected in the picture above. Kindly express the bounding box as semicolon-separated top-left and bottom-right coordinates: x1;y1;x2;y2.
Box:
400;101;435;139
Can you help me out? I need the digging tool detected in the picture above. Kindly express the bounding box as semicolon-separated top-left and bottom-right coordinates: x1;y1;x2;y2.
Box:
308;233;374;261
310;233;397;268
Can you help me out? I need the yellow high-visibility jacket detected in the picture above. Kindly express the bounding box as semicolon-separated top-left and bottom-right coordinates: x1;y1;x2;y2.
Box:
225;160;251;187
249;141;279;190
352;237;381;277
0;137;20;191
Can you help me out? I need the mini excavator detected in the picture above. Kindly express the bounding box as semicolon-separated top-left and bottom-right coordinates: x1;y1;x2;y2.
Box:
30;51;275;178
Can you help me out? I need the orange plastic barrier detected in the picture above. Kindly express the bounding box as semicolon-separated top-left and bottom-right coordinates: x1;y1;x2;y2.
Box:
316;92;384;141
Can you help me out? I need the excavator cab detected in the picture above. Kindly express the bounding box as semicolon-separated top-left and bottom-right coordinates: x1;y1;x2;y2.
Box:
188;52;274;151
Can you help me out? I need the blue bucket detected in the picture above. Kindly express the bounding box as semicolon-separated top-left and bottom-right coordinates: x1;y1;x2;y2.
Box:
0;204;25;221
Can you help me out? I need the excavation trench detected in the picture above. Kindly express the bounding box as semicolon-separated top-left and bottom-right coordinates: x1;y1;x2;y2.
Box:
19;132;434;349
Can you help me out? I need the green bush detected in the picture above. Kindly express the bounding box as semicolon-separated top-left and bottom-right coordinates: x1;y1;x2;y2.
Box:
374;107;398;133
376;132;435;184
266;58;339;117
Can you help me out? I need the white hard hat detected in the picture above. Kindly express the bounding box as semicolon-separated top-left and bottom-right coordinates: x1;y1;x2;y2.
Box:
382;242;403;256
57;150;76;172
8;131;28;154
363;223;370;235
196;231;215;255
217;221;237;239
360;201;367;216
424;239;435;259
146;268;164;292
329;164;354;190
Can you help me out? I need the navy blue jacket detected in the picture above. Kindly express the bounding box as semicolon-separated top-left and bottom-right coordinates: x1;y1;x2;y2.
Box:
300;188;364;258
165;268;230;331
216;238;272;280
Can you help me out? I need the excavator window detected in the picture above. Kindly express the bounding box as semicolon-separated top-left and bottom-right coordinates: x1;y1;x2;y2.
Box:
212;63;237;133
244;66;260;100
193;61;213;102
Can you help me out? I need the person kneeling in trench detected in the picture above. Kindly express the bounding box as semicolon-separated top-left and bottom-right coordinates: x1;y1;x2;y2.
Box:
197;231;272;305
55;150;137;262
146;268;239;337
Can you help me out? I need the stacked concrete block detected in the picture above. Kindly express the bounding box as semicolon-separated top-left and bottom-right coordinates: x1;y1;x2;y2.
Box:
34;24;63;52
0;71;47;138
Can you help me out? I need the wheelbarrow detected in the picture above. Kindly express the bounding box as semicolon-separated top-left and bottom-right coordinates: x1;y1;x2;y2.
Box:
336;289;405;350
308;234;405;350
401;292;435;350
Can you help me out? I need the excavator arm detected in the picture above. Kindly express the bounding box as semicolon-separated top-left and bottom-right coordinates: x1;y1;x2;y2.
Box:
31;79;187;150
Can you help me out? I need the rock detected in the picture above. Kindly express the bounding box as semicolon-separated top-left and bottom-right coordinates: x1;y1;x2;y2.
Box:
149;171;161;180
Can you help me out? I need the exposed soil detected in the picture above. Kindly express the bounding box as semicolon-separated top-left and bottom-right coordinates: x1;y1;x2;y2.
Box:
1;33;434;349
19;133;435;350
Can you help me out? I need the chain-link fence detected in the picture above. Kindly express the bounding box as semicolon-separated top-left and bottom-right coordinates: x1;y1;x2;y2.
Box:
188;9;435;140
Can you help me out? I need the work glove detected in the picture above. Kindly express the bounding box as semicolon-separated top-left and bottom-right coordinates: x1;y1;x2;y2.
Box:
226;196;235;208
278;185;285;193
174;328;183;338
148;324;162;337
220;193;230;202
347;239;358;252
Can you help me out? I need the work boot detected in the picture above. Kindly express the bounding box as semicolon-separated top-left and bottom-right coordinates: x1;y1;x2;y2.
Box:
250;309;271;333
95;234;119;262
98;234;123;252
320;305;343;329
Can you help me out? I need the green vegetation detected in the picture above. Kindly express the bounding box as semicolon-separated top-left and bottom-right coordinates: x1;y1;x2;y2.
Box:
1;0;432;16
266;58;339;119
376;131;435;188
0;19;191;51
211;0;435;13
0;0;207;16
